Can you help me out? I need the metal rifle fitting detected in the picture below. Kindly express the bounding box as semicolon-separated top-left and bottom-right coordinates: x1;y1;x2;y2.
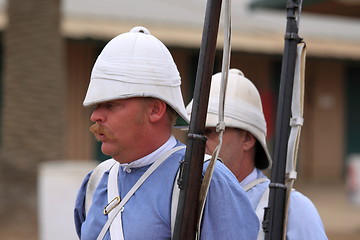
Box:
269;182;288;190
187;133;207;142
285;32;303;42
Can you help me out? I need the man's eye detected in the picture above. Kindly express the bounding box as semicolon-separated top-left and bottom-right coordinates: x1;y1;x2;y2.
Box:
105;103;114;109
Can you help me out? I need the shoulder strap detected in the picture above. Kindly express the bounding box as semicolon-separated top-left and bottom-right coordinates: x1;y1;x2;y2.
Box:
172;154;212;240
85;159;117;215
97;145;186;240
107;162;123;240
256;187;270;240
171;169;181;237
242;177;270;240
243;177;268;192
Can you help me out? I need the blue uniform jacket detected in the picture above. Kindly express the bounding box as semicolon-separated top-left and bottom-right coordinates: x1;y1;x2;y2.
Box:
246;169;328;240
74;142;259;240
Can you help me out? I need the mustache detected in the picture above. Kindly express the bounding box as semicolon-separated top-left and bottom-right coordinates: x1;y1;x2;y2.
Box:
89;123;116;141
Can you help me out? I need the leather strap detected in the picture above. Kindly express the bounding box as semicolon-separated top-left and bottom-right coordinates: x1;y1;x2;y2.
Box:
97;146;186;240
85;159;117;215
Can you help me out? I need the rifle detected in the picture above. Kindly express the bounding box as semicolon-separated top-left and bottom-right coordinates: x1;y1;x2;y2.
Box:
263;0;305;239
172;0;223;239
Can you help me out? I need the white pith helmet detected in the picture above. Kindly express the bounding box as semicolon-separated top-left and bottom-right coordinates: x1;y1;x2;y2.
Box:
83;26;189;123
186;69;272;169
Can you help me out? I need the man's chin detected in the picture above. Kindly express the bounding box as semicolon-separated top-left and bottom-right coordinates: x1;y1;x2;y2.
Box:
100;143;116;157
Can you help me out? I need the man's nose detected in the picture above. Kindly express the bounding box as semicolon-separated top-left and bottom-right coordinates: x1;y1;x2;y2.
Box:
90;108;104;123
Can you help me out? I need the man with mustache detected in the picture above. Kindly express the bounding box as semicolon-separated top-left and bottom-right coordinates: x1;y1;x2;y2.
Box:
74;27;259;240
186;69;328;239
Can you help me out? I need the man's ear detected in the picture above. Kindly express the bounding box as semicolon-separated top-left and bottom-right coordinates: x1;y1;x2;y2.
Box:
148;99;167;123
243;131;256;151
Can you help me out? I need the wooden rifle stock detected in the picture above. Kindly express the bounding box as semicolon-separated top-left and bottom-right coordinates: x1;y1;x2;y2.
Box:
172;0;222;239
263;0;304;239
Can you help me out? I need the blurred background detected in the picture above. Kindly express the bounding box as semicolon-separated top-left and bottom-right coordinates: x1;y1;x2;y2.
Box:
0;0;359;239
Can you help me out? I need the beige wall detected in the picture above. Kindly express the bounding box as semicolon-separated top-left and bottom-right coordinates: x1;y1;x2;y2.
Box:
300;59;345;183
66;41;98;160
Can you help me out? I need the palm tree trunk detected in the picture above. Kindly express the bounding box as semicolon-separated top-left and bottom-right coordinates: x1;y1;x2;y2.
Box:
0;0;65;238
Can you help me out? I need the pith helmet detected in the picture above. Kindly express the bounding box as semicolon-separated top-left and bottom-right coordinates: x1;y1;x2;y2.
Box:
83;26;189;123
186;69;272;169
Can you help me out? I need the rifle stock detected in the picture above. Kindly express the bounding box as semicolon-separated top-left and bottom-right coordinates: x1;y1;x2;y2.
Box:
172;0;222;239
263;0;304;239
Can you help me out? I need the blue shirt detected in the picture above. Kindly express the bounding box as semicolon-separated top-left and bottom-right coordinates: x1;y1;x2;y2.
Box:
245;169;328;240
74;141;259;240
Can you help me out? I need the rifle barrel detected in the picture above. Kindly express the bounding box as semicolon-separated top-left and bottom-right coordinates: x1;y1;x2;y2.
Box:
264;0;303;239
172;0;222;239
